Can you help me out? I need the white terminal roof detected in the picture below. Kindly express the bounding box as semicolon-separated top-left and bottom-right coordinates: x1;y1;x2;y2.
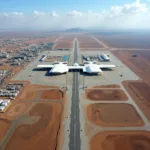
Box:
37;62;116;74
37;64;54;68
83;64;102;73
50;63;69;74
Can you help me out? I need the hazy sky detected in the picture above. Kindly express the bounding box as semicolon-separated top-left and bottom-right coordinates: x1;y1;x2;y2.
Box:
0;0;150;31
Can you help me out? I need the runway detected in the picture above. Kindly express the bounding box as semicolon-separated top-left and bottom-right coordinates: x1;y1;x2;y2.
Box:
69;39;81;150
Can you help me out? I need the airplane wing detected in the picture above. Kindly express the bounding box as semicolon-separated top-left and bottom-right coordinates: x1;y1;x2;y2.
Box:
98;64;116;68
37;64;54;69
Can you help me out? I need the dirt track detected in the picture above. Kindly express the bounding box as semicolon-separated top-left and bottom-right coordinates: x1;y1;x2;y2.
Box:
85;89;128;101
4;102;62;150
87;103;144;127
91;131;150;150
123;81;150;121
5;102;31;120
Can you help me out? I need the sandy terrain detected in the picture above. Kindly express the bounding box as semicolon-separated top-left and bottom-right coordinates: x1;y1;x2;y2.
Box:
18;84;59;101
40;90;64;100
0;45;22;52
0;65;13;71
0;102;32;121
5;102;31;120
0;31;59;39
94;33;150;49
23;36;59;45
93;84;120;88
29;84;59;89
54;42;73;49
113;50;150;83
53;34;105;49
85;89;128;101
123;81;150;121
0;119;10;141
90;131;150;150
76;35;104;49
54;35;74;49
18;90;38;101
87;103;144;127
4;102;62;150
0;62;30;87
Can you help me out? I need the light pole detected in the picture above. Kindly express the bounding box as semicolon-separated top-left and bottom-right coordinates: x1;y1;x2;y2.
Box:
66;73;68;90
83;75;85;89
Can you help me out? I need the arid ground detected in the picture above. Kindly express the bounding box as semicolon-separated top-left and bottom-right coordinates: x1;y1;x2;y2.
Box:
87;103;144;127
90;131;150;150
94;33;150;49
123;81;150;122
113;50;150;83
85;89;128;101
4;102;62;150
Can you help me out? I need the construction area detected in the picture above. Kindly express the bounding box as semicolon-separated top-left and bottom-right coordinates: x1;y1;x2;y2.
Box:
87;103;144;127
90;131;150;150
1;32;150;150
0;81;66;150
78;48;150;150
85;89;128;101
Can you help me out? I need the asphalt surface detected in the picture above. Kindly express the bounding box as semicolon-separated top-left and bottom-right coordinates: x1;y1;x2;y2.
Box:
69;39;81;150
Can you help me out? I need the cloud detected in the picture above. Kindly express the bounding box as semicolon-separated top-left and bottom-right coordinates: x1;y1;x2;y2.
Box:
67;10;83;17
12;12;24;16
0;12;24;17
109;1;148;18
50;11;58;17
33;10;58;18
0;0;150;30
33;11;46;16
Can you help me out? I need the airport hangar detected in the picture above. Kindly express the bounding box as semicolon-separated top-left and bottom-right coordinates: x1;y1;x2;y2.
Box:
36;61;116;74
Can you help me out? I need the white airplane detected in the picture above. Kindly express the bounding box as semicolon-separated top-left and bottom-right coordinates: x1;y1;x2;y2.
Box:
36;61;116;74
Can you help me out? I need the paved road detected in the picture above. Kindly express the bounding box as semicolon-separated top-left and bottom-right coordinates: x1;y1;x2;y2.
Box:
69;39;81;150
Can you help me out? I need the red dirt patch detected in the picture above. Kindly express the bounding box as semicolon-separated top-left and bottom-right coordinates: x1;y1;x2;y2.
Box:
18;84;59;101
6;102;31;120
0;119;10;140
93;84;120;88
40;90;64;100
85;89;128;101
4;102;62;150
54;35;74;49
77;35;104;49
19;90;38;101
113;50;150;83
54;42;73;49
87;103;144;127
91;131;150;150
95;33;150;49
123;81;150;121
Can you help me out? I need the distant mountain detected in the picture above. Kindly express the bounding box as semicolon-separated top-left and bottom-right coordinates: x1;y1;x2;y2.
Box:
66;28;84;32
